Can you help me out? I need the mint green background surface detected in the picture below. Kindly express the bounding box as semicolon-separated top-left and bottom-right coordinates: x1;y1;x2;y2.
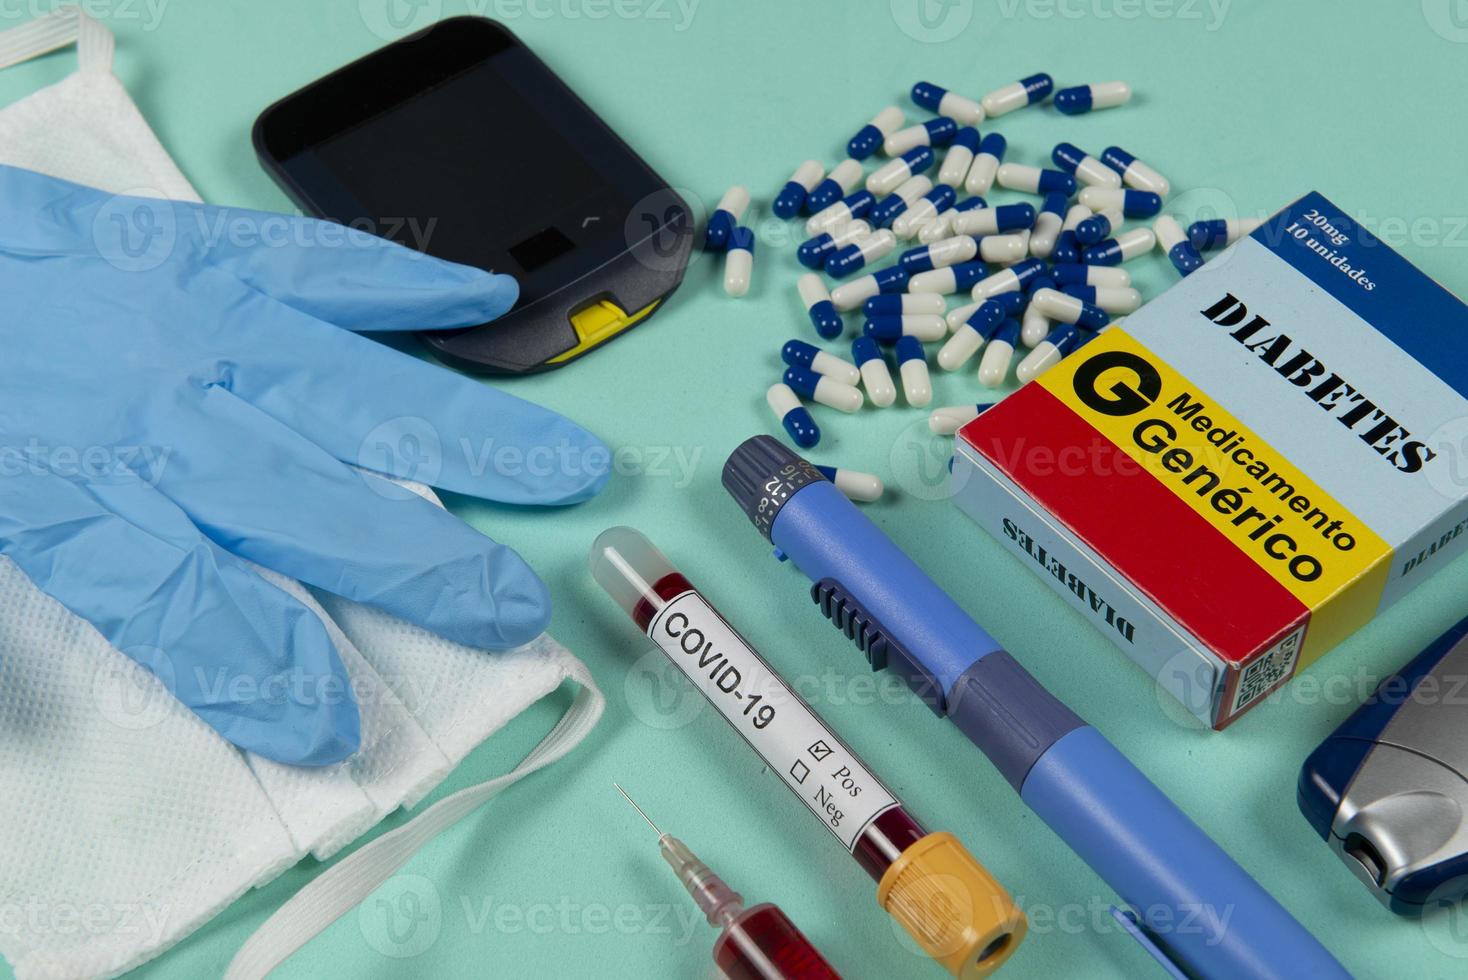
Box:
4;1;1468;977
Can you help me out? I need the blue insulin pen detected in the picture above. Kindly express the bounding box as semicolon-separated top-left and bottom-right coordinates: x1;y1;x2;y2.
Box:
721;437;1348;980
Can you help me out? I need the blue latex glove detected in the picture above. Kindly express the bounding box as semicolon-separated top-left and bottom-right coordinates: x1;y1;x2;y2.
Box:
0;166;609;766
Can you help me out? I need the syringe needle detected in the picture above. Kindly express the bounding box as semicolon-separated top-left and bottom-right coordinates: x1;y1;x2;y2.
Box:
614;782;663;837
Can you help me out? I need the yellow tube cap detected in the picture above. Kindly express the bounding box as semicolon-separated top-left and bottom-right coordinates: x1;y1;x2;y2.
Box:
877;831;1026;978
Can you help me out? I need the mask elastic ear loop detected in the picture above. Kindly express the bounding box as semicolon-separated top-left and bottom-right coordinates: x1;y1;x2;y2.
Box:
0;6;84;72
74;8;116;75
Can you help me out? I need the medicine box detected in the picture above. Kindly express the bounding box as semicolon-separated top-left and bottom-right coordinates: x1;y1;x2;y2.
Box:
952;192;1468;728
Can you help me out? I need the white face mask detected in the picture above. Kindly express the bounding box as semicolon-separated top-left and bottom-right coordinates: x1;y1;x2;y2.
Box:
0;11;603;980
0;7;196;201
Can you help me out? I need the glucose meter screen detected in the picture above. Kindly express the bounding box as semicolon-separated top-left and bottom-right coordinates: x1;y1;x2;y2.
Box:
309;56;630;291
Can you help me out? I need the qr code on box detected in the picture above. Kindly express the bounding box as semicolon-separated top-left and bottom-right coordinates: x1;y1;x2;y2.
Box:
1230;625;1305;716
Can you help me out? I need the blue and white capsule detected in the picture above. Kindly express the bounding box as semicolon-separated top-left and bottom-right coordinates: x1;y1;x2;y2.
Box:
1188;216;1265;250
1083;226;1156;266
1061;283;1142;314
1029;191;1069;259
798;218;872;270
851;336;896;408
815;465;885;502
908;259;989;295
911;81;985;126
767;383;820;448
936;127;981;188
898;234;977;274
724;227;754;297
805;159;865;214
918;196;986;243
892;183;958;238
814;465;884;502
1052;204;1092;264
870;175;935;229
1052;142;1122;189
1016;323;1084;383
1100;146;1170;197
997;163;1077;197
1054;81;1131;115
1020;294;1051;348
884;117;959;157
1031;287;1110;329
782;338;861;386
1024;269;1057;299
846;106;905;160
1008;229;1032;261
806;191;876;237
865;293;946;317
774;161;826;219
951;202;1037;237
895;335;932;407
783;365;864;413
825;228;898;278
964;133;1007;196
1078;186;1163;217
929;402;994;435
797;273;845;340
970;257;1046;300
866;147;935;196
981;72;1054;117
816;466;880;501
1076;207;1123;245
1051;263;1131;288
977;233;1029;265
946;289;1026;332
937;298;1007;371
863;314;947;343
1155;215;1204;277
704;186;749;251
830;263;909;311
978;318;1022;387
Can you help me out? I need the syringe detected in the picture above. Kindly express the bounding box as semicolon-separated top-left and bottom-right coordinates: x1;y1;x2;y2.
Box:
615;784;841;980
590;526;1024;978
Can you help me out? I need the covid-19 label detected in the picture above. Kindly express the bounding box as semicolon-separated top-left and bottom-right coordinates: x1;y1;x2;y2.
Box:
646;591;899;851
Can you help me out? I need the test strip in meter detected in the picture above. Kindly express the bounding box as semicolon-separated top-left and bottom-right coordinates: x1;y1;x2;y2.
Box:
646;590;899;851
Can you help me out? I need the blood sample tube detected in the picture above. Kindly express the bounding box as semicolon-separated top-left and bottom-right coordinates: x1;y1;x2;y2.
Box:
590;526;1025;979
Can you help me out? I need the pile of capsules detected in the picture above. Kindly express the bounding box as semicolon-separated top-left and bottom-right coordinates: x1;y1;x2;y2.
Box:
703;74;1263;497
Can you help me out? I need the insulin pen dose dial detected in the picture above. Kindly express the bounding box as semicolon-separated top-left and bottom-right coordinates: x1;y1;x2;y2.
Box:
754;462;822;538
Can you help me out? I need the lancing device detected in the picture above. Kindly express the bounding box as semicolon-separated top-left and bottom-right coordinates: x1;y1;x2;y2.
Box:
1299;614;1468;914
721;436;1349;980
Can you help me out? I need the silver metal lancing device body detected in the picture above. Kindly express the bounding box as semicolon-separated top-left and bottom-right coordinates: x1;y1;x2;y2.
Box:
1299;616;1468;914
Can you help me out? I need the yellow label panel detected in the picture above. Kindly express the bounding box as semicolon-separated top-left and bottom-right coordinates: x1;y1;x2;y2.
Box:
1037;328;1392;662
